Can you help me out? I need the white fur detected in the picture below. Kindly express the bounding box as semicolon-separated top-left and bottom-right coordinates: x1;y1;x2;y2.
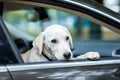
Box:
21;24;100;63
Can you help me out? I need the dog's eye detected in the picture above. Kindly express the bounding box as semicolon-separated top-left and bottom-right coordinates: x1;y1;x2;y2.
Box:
66;36;69;41
51;39;57;43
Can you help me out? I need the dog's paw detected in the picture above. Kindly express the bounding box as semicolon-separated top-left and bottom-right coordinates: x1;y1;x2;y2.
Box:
76;55;87;59
85;52;100;60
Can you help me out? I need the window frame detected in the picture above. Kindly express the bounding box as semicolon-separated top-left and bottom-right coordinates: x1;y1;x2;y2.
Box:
0;0;120;65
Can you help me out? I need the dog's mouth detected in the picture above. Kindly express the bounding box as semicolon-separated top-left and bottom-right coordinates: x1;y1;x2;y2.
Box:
53;54;72;61
43;50;72;61
51;54;58;60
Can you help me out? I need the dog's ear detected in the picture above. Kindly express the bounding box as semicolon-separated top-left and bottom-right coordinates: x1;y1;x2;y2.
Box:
33;32;44;55
69;35;73;51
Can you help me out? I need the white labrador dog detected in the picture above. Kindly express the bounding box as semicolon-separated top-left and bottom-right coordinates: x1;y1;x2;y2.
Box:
21;24;100;63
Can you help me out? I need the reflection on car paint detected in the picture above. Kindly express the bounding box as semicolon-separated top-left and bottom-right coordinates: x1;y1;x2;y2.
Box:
9;65;120;80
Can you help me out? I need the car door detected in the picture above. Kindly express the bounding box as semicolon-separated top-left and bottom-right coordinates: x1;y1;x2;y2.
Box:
0;0;120;80
0;65;13;80
0;8;23;80
6;60;120;80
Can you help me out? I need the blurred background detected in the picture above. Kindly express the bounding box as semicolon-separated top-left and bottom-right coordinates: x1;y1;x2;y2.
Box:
2;0;120;53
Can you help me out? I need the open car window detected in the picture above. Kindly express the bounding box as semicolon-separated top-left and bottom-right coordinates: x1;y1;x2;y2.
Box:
1;1;120;64
1;1;120;80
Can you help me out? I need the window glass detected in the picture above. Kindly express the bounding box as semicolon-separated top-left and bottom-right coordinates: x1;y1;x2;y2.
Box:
3;6;120;59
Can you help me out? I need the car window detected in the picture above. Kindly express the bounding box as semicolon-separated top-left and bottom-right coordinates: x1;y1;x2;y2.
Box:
2;3;120;63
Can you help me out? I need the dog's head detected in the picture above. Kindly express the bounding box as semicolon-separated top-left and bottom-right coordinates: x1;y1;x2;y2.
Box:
33;24;73;60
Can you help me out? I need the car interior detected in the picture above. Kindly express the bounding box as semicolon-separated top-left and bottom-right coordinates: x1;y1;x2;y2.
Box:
0;2;120;64
0;16;23;64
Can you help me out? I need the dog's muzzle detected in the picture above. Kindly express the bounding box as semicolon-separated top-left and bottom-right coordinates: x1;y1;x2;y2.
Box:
63;52;71;60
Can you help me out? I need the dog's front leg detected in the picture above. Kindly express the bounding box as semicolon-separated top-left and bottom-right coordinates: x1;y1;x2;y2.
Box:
76;52;100;60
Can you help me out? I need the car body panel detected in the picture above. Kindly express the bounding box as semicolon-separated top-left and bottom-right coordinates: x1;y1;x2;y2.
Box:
0;65;12;80
7;60;120;80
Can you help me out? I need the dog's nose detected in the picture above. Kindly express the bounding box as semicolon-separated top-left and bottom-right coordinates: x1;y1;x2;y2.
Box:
63;52;71;59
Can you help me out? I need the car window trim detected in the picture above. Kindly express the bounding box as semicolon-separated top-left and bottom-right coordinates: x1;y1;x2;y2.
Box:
0;65;8;72
7;59;120;71
0;0;120;65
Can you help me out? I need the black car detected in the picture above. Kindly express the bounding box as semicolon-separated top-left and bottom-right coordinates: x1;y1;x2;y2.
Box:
0;0;120;80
